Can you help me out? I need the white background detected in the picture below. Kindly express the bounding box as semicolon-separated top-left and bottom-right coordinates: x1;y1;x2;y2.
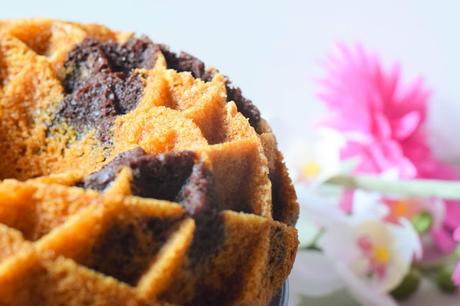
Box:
3;1;460;305
3;0;460;151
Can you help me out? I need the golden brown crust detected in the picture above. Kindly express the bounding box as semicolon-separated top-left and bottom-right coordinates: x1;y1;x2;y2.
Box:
0;19;299;306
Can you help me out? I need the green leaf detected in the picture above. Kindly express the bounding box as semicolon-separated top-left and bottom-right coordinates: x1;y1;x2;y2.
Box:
437;264;458;294
391;268;421;300
454;245;460;260
411;212;433;234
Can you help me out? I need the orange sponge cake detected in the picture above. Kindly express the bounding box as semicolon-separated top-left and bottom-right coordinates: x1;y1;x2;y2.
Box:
0;19;298;306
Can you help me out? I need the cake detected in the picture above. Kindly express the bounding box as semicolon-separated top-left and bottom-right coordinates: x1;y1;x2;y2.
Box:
0;19;299;306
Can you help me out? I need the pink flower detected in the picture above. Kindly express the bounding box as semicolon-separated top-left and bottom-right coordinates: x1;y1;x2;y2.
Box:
318;43;454;180
318;43;460;253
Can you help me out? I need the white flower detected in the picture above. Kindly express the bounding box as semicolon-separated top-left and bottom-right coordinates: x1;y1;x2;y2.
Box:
285;128;362;247
298;190;422;306
286;128;348;187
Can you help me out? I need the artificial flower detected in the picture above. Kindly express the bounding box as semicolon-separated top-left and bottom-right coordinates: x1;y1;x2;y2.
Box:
287;128;346;187
287;129;357;247
382;197;444;229
431;200;460;253
352;190;445;233
292;42;460;300
317;43;455;180
317;43;460;254
298;189;421;306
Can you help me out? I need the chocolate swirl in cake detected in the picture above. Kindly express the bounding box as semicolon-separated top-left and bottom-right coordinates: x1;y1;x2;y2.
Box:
55;37;261;143
0;19;298;306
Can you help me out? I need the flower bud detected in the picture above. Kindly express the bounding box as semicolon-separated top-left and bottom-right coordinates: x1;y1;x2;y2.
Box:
391;268;421;300
437;264;458;293
411;212;433;234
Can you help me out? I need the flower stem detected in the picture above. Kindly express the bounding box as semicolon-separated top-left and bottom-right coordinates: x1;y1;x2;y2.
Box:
302;229;324;251
326;175;460;200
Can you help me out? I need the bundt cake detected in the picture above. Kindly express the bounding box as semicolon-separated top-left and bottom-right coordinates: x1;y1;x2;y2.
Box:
0;19;299;306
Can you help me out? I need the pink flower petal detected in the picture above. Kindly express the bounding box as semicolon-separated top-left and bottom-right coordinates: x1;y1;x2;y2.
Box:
373;113;392;140
393;111;421;140
454;227;460;242
444;201;460;229
431;228;457;253
340;190;355;213
453;263;460;287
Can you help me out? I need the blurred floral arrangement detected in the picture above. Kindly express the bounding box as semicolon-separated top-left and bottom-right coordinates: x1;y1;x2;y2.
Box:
289;44;460;306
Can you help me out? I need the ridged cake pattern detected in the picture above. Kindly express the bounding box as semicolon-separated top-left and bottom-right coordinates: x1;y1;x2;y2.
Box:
0;19;298;306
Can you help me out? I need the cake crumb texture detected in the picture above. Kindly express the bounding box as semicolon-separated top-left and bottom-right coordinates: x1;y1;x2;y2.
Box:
0;19;298;306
